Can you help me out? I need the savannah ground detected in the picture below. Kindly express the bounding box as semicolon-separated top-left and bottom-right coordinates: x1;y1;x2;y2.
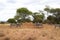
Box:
0;23;60;40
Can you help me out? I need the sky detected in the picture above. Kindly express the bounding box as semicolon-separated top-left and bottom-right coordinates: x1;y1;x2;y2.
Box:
0;0;60;21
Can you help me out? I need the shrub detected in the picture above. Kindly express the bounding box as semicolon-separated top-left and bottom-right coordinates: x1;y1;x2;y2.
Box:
7;18;16;23
0;21;5;24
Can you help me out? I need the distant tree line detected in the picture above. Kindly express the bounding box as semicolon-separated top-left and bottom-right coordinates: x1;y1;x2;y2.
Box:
6;6;60;24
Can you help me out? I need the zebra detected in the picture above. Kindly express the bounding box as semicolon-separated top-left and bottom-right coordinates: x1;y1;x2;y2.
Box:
10;23;16;28
10;23;22;28
16;23;22;27
34;22;43;28
54;24;60;28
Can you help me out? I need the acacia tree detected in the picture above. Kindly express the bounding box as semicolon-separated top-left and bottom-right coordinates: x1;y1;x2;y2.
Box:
49;8;60;24
14;7;32;22
44;7;60;24
47;15;56;24
32;12;44;23
7;18;16;23
44;6;50;16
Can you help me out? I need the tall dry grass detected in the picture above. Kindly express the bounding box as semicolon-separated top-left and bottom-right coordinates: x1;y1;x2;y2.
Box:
0;23;60;40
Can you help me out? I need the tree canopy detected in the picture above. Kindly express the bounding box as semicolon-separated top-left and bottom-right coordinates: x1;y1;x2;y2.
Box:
14;7;32;22
44;6;60;24
6;6;60;24
32;12;44;23
7;18;16;23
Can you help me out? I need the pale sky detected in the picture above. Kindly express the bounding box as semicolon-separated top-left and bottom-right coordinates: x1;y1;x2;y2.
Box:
0;0;60;21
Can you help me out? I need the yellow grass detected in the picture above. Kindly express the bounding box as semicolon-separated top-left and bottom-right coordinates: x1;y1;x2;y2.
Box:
0;23;60;40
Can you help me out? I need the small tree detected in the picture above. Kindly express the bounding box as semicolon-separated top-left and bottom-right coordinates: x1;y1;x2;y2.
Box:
49;8;60;24
32;12;44;23
44;6;50;16
0;21;5;24
7;18;16;23
25;19;32;22
15;7;32;22
47;15;56;24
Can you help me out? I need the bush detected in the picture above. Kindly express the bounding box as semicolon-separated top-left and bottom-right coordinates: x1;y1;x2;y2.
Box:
0;21;5;24
7;18;16;23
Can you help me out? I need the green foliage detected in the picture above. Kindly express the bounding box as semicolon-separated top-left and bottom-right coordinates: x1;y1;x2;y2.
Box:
17;8;30;14
44;6;50;16
0;21;5;24
14;7;32;23
44;7;50;12
50;8;60;24
44;5;50;13
7;6;60;24
16;7;32;16
7;18;16;23
50;8;56;13
47;15;56;24
33;12;44;23
25;19;32;22
14;15;20;20
44;6;60;24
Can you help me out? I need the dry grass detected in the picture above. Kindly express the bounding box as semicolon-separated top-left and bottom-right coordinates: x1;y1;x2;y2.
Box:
0;23;60;40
